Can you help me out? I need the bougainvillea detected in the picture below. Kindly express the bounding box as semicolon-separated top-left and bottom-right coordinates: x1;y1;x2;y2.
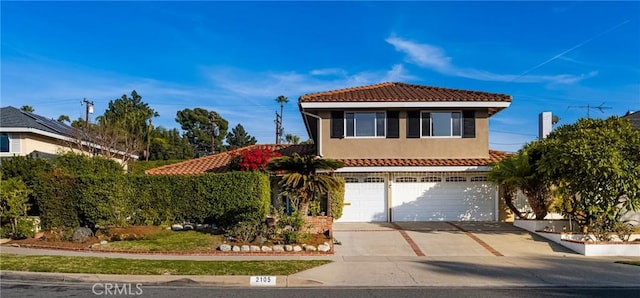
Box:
230;147;282;172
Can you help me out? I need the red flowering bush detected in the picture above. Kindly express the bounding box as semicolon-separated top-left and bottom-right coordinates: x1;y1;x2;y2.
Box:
230;148;282;172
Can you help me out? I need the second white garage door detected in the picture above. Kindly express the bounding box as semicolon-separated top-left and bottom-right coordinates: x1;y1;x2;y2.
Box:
391;174;496;221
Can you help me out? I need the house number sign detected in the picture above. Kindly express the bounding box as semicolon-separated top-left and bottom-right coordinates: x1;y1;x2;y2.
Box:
250;276;276;286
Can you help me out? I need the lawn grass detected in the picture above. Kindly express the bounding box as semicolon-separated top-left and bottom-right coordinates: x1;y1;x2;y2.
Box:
615;261;640;266
102;230;222;252
0;253;331;275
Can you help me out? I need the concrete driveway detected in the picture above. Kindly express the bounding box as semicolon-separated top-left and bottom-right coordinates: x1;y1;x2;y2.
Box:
332;222;575;257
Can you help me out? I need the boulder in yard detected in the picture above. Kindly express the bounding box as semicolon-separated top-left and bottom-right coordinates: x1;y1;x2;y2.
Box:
219;244;232;252
171;224;183;231
71;227;93;242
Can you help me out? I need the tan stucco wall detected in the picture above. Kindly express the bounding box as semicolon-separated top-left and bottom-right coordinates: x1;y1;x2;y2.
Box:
315;110;489;159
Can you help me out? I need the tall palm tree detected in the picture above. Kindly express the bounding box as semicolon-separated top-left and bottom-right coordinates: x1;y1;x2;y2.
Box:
267;153;344;215
488;149;552;219
275;95;288;144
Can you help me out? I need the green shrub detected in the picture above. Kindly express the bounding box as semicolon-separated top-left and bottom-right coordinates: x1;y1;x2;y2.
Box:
321;177;345;219
53;152;123;175
32;171;270;230
32;170;81;230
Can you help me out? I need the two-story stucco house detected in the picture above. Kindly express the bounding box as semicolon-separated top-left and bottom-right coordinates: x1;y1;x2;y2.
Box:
298;82;511;222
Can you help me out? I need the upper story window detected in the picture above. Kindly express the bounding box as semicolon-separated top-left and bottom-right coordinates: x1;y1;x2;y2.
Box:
345;112;385;137
422;112;461;137
407;110;475;139
0;133;20;153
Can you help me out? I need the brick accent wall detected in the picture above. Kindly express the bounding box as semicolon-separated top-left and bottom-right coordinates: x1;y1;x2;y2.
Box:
303;216;333;236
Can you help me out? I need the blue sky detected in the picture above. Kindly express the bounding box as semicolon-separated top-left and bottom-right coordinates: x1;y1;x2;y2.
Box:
2;1;639;152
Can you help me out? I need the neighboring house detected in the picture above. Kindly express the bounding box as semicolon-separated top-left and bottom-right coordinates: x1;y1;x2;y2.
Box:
624;110;640;129
298;82;511;222
0;106;136;165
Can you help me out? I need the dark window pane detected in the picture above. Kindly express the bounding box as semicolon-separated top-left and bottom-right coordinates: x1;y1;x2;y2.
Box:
376;112;385;136
432;112;452;136
355;113;375;136
346;113;355;136
421;112;431;137
452;112;461;136
0;134;9;152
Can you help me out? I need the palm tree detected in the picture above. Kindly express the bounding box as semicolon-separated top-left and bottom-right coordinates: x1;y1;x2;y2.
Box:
267;153;344;216
285;133;300;144
275;95;288;144
488;149;552;219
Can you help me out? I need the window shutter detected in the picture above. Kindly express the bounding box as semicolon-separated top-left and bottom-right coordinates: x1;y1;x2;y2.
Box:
407;111;420;138
9;134;21;153
421;112;431;137
330;111;344;138
463;111;476;138
386;111;399;138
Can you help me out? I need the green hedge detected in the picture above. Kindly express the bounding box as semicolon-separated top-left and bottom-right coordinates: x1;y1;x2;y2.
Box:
32;171;270;230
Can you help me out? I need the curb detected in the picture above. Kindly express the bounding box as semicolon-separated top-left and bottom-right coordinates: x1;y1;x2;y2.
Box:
0;271;324;288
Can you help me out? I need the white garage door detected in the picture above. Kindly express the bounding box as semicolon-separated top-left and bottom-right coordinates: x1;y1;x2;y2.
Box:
337;175;387;222
391;174;496;221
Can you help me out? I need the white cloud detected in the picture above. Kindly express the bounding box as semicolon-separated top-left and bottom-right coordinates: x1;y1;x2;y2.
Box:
385;36;597;84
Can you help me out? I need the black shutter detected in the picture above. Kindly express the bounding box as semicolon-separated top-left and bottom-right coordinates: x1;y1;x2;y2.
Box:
463;111;476;138
330;111;344;138
387;111;399;138
407;111;420;138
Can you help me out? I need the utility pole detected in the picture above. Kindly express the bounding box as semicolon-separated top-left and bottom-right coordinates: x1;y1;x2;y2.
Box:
568;103;612;118
82;98;94;131
274;111;282;144
146;118;152;161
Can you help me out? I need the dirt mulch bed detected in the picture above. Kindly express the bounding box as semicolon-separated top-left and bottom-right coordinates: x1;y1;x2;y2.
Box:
5;226;334;254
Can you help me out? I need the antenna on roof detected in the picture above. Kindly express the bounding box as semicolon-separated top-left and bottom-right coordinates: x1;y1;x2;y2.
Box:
567;102;612;118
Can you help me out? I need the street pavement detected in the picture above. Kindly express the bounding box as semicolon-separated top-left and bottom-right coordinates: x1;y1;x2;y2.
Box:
1;222;639;288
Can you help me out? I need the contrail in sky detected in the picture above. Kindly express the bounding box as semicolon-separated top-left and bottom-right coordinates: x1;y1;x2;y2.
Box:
512;19;631;82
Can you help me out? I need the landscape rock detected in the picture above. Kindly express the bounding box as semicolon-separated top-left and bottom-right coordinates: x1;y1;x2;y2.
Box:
195;224;204;230
255;236;267;245
250;245;261;252
261;246;272;252
304;245;317;252
100;240;108;245
171;224;183;231
317;244;331;252
71;227;93;242
219;244;232;252
232;245;241;252
272;245;284;252
241;245;250;252
183;224;194;231
284;245;293;252
293;245;302;252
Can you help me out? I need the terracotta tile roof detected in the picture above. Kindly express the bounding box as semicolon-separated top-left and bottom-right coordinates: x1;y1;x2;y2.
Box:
145;144;316;176
338;150;510;168
299;82;512;103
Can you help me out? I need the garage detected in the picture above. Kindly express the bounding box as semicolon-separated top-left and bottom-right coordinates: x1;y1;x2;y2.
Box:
336;175;387;222
391;173;496;221
337;172;497;222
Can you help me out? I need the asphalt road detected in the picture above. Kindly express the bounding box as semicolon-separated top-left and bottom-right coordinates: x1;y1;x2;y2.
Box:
1;281;639;298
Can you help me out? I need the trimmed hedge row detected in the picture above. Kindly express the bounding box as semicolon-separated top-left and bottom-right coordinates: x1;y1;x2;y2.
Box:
33;171;270;229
